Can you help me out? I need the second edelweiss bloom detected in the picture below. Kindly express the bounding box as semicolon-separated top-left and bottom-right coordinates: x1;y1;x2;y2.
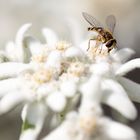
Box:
43;109;136;140
79;41;140;121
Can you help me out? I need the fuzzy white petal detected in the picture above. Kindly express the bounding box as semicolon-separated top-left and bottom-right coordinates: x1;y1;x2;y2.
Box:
15;23;32;47
20;103;47;140
118;77;140;103
21;103;47;125
42;112;77;140
64;47;83;58
116;58;140;76
90;62;110;76
47;91;66;112
23;36;43;56
42;123;71;140
103;118;136;140
102;79;137;120
0;91;26;114
20;129;39;140
60;80;77;98
0;78;22;97
79;101;102;117
5;41;17;61
80;75;102;103
45;50;62;69
37;83;56;98
79;76;102;115
42;28;58;47
0;63;31;79
111;48;135;63
15;24;32;62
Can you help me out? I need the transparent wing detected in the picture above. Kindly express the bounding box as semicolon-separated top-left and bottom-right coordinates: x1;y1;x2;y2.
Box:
82;12;102;27
106;15;116;33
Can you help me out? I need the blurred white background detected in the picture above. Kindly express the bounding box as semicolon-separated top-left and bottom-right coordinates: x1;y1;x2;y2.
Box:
0;0;140;139
0;0;140;54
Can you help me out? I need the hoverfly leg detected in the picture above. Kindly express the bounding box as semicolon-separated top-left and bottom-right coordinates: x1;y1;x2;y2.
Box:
87;38;96;51
99;44;103;53
87;39;90;51
94;41;101;53
98;41;103;54
108;48;112;53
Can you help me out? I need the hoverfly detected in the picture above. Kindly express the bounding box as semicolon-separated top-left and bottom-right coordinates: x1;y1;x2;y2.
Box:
82;12;117;53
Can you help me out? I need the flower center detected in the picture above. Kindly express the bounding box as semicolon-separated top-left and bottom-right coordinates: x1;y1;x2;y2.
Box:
56;41;70;51
31;48;49;63
32;68;53;84
87;42;109;60
79;115;97;135
67;62;85;77
31;54;47;63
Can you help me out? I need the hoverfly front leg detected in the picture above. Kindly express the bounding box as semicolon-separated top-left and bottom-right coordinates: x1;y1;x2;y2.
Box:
87;27;95;51
87;38;96;51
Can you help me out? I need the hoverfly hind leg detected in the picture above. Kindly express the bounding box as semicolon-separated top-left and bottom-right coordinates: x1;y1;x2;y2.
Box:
107;48;112;53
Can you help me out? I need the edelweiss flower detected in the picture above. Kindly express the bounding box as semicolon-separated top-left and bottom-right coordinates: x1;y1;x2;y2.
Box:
43;108;136;140
52;56;139;139
0;24;85;140
0;23;139;140
80;40;140;120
